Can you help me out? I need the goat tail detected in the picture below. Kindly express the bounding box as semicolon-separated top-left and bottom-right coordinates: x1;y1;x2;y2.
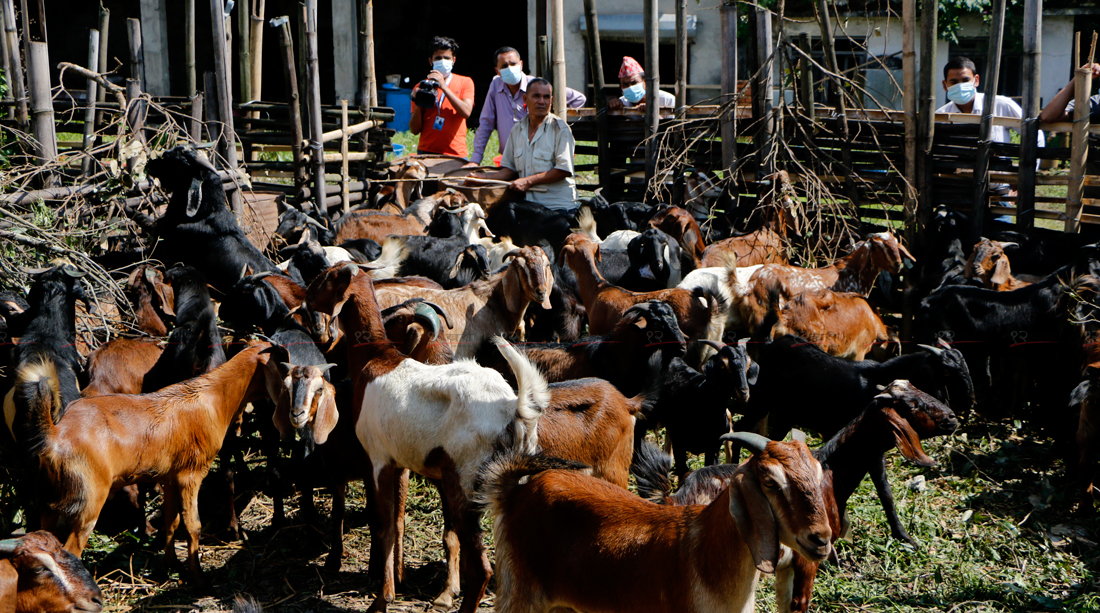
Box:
576;205;600;242
492;336;550;455
718;248;739;274
630;440;673;505
5;357;62;453
474;449;592;513
367;236;409;279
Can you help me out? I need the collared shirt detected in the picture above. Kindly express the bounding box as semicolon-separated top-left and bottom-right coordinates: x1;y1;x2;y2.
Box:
500;112;577;210
412;73;475;158
620;88;677;109
471;74;587;164
1066;94;1100;122
936;93;1046;147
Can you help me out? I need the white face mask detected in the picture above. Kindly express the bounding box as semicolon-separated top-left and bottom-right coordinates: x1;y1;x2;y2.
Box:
500;64;524;86
432;58;454;76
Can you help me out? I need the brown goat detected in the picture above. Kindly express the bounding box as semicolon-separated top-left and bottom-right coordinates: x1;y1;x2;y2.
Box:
562;233;720;340
126;265;175;336
648;206;704;268
0;531;103;613
479;434;832;613
24;343;279;584
380;298;454;364
334;211;426;245
702;171;801;267
772;289;896;361
964;238;1037;292
81;338;164;397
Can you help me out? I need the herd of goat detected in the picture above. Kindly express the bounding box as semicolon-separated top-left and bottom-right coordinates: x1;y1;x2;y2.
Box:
1;144;1099;612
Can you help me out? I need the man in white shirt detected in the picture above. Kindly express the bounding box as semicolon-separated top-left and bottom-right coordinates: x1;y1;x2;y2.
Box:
936;56;1045;197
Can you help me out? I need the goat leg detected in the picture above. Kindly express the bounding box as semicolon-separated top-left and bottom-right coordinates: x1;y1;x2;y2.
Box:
179;475;206;587
368;464;400;612
160;479;184;575
395;469;408;586
869;455;918;546
325;482;348;571
430;478;461;610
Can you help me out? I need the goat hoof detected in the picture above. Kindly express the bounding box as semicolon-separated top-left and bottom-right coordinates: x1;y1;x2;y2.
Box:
431;592;455;609
367;596;390;612
893;532;920;548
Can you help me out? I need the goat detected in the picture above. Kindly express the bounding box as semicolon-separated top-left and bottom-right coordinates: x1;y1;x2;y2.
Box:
0;531;103;613
561;233;722;343
379;298;454;365
82;338;164;397
648;205;704;270
401;188;467;226
368;235;492;289
639;340;758;477
277;235;359;285
735;331;972;545
274;207;335;247
485;200;577;253
334;210;426;245
635;380;957;613
20;343;280;584
371;246;554;359
770;288;896;361
147;146;283;291
577;209;685;290
964;238;1039;292
306;262;550;613
476;301;687;397
702;170;800;267
477;432;832;613
141;266;226;393
125;265;175;337
338;238;383;261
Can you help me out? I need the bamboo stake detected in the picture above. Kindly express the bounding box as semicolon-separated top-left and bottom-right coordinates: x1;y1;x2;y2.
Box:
357;0;375;109
719;0;737;172
304;2;326;214
127;18;144;90
582;0;610;190
643;0;659;183
320;119;379;143
2;0;27;126
915;0;938;231
814;0;858;211
210;0;242;213
1016;0;1042;231
126;79;146;148
238;0;251;104
272;16;307;201
0;3;10;120
675;0;687;111
971;0;1006;238
189;93;204;142
1066;31;1096;233
81;28;100;175
94;3;109;128
754;4;774;178
551;0;566;115
250;0;265;111
902;0;917;218
26;41;57;186
799;32;813;123
185;0;196;96
340;99;350;214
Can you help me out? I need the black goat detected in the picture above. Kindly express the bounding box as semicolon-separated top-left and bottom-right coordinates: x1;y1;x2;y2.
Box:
148;146;283;292
485;200;577;253
275;207;335;247
734;333;972;545
636;340;758;477
477;301;686;397
338;238;382;261
141;266;226;393
620;228;684;291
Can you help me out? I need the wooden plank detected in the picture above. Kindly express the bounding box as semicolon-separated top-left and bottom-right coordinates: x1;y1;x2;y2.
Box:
138;0;170;95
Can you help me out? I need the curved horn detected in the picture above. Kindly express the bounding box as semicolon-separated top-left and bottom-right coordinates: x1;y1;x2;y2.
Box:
790;429;807;443
695;339;725;351
251;270;278;280
303;215;327;229
917;343;945;356
62;266;87;278
22;266;51;275
419;300;454;329
0;537;22;554
719;432;771;455
995;241;1019;249
502;249;524;262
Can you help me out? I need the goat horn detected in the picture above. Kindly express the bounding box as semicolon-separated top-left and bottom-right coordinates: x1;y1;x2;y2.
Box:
317;363;337;373
719;432;771;455
62;267;87;278
791;429;807;443
343;262;360;277
251;271;277;280
303;216;327;229
996;241;1019;249
0;537;21;554
21;266;51;275
696;340;725;351
419;301;454;329
917;343;945;356
502;249;524;262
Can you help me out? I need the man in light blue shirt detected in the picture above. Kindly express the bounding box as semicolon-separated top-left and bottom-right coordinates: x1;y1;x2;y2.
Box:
470;47;586;166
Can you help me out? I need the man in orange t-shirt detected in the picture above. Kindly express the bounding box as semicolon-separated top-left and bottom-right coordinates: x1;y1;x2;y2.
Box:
410;36;475;158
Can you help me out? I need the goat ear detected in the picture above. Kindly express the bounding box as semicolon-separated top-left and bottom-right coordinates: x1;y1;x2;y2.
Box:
154;281;176;317
501;265;528;316
880;407;936;467
746;360;760;385
728;468;779;573
990;257;1011;286
0;559;17;613
311;382;339;444
403;322;426;356
186;177;204;217
271;390;294;441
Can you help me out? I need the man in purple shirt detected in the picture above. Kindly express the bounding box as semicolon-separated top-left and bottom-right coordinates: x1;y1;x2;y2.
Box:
469;46;587;166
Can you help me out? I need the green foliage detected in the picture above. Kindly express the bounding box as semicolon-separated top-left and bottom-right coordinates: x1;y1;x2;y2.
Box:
936;0;1025;51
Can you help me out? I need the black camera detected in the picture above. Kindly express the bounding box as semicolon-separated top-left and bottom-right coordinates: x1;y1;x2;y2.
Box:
414;79;439;109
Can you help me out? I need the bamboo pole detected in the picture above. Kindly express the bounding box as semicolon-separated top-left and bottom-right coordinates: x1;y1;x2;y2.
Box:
357;0;375;109
755;4;774;178
273;16;307;201
537;35;549;81
902;0;917;218
26;41;57;186
340;99;350;214
126;79;146;146
0;3;10;120
304;2;326;214
250;0;265;106
1066;32;1095;233
127;18;144;90
814;0;858;211
321;119;380;143
643;0;659;184
799;32;813;122
80;28;100;175
971;0;1006;238
238;0;251;104
720;0;737;172
95;3;109;128
184;0;196;96
675;0;687;111
916;0;938;230
582;0;609;190
1016;0;1042;231
2;0;27;126
210;0;242;213
551;0;566;115
189;93;204;142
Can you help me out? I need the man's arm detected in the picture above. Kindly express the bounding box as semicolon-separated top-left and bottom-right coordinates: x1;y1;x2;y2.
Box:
1041;63;1100;124
439;77;474;119
470;89;498;165
512;168;569;192
566;87;587;108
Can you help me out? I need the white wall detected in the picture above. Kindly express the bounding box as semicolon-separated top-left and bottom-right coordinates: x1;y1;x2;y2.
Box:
1040;15;1075;108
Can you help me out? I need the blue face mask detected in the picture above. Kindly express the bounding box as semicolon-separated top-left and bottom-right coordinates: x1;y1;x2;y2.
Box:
500;64;524;86
432;59;453;77
947;82;976;105
623;83;646;104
